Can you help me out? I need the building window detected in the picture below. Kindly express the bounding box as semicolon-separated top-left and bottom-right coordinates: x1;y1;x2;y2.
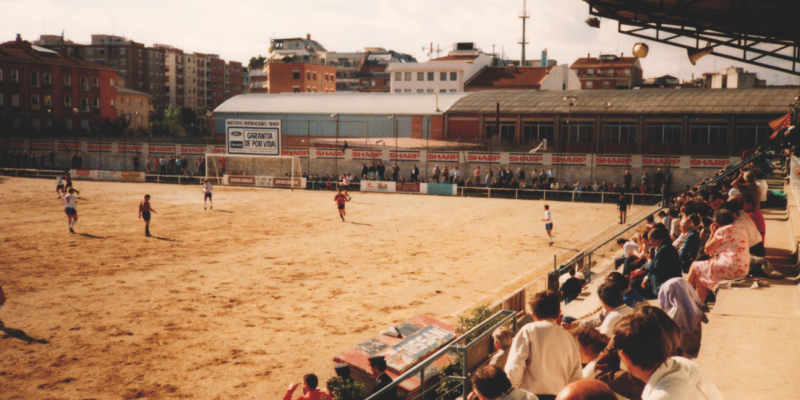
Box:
81;119;90;131
293;87;300;93
0;94;3;105
307;71;311;80
561;122;595;143
645;123;681;144
440;89;447;93
65;119;72;130
603;122;637;143
625;69;631;76
602;81;610;88
417;89;424;93
586;81;593;89
44;72;51;85
31;118;41;132
587;69;594;77
92;98;99;108
427;89;434;93
81;98;89;112
427;72;434;81
64;96;71;107
138;99;143;106
64;74;71;86
92;77;99;87
440;72;447;81
0;68;3;81
80;76;89;91
31;95;40;110
44;95;52;108
312;72;316;81
11;94;19;106
293;71;300;80
523;121;555;143
608;69;615;77
690;123;728;145
31;71;39;87
404;89;411;93
11;69;19;82
45;118;52;128
111;98;115;107
450;72;457;81
485;122;516;141
450;89;456;92
405;72;411;81
395;89;401;93
736;124;771;146
395;72;401;81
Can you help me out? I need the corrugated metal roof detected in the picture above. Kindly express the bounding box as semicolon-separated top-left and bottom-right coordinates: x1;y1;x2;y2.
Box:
447;88;799;115
214;92;470;116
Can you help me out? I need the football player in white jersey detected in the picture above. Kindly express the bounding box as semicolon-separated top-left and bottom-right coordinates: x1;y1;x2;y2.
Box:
202;179;213;210
541;204;553;245
56;175;65;198
64;188;78;233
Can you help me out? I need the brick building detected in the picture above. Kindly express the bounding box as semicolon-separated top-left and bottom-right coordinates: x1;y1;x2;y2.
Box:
258;62;336;93
115;86;153;133
357;48;416;92
37;34;167;113
0;35;118;135
569;53;643;90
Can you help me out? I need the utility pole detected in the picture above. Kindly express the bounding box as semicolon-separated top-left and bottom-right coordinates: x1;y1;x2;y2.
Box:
519;0;530;66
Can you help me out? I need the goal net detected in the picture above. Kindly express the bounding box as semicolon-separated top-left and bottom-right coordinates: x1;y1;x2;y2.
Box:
205;154;304;189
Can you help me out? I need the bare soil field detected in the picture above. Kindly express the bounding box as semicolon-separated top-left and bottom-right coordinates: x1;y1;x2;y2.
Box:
0;176;621;399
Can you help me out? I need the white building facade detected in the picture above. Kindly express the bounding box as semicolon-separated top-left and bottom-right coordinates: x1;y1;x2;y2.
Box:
387;45;492;93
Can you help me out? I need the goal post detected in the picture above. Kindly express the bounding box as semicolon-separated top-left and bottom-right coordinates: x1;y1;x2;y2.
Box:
205;154;305;189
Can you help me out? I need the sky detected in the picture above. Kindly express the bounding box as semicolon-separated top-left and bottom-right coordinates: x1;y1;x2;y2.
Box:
2;0;798;86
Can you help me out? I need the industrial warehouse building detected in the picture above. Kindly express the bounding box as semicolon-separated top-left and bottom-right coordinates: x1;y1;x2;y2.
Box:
212;87;797;189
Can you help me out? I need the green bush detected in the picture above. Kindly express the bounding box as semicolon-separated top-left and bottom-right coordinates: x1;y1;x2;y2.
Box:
327;376;367;400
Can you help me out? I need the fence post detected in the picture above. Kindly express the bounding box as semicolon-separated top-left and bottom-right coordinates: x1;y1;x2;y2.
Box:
572;192;575;202
420;368;425;400
462;348;469;400
601;193;604;203
543;190;546;201
515;190;518;200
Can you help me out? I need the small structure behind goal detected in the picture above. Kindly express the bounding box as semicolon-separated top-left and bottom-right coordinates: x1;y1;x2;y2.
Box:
205;154;305;189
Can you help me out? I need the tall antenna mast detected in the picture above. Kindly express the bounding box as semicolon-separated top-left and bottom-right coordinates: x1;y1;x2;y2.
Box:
518;0;530;66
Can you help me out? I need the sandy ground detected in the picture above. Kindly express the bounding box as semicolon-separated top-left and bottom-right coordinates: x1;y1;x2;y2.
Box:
0;176;620;400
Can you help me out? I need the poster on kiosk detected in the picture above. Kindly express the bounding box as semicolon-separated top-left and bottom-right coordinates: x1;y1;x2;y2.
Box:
226;119;281;156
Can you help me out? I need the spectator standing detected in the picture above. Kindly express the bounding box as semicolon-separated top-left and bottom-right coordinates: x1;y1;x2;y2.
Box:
369;356;398;400
548;168;556;186
154;156;160;175
410;163;419;182
623;170;632;190
442;165;450;183
539;169;548;189
653;168;664;192
48;151;55;169
377;161;386;180
145;154;152;174
219;156;227;175
474;166;481;185
453;166;460;183
369;162;377;180
499;167;509;186
432;164;441;183
505;290;582;400
489;327;515;369
182;156;189;175
517;167;525;187
641;172;649;188
361;163;369;179
133;154;140;172
391;162;400;181
159;156;166;175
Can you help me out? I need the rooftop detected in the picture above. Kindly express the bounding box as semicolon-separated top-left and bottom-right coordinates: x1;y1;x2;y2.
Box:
115;86;155;99
0;37;120;72
447;87;799;115
465;66;555;88
214;92;469;116
571;55;640;68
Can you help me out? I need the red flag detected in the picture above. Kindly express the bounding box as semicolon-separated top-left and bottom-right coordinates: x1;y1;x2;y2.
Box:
769;113;792;139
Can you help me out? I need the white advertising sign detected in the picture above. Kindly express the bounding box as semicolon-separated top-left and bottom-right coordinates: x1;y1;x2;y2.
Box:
226;119;281;156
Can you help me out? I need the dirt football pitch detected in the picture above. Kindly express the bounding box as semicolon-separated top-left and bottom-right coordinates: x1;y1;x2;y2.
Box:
1;176;624;399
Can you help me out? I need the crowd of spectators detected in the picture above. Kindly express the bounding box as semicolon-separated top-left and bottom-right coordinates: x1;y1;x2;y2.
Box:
0;150;57;169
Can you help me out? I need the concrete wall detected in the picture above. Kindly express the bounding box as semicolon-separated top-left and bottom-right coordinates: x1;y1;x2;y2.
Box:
4;138;733;192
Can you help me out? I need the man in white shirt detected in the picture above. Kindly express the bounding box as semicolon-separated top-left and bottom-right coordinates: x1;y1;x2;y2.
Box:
596;282;633;337
203;179;213;210
541;205;554;245
505;290;582;400
56;175;65;199
614;313;722;400
547;168;556;186
64;188;78;233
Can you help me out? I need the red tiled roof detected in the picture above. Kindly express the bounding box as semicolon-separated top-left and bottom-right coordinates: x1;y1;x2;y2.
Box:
429;54;479;62
0;43;119;71
465;66;554;88
570;56;639;68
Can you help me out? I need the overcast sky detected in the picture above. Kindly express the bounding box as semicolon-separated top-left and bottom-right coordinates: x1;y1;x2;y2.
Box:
3;0;798;86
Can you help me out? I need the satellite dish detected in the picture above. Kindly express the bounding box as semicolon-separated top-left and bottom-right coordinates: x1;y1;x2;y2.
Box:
632;42;649;58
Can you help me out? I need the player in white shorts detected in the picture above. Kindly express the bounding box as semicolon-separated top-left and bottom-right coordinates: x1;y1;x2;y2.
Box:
56;175;65;198
541;204;553;245
64;188;78;233
203;179;213;210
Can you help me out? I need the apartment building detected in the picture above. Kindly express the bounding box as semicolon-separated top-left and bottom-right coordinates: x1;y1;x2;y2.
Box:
569;53;643;90
387;43;492;93
37;34;166;112
0;34;118;135
357;48;416;92
157;45;243;112
115;86;153;132
324;52;364;92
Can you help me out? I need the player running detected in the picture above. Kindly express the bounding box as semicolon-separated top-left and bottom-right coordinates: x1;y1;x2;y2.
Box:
202;179;213;210
64;188;78;233
139;194;157;237
541;204;553;245
56;174;65;198
64;172;80;196
617;193;629;224
335;188;349;222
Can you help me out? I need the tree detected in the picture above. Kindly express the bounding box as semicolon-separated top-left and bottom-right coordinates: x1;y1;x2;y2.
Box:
249;55;266;69
152;106;185;137
99;115;131;137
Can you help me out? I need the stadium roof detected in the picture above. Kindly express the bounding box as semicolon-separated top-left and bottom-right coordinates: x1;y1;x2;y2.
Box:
447;87;799;115
214;93;470;116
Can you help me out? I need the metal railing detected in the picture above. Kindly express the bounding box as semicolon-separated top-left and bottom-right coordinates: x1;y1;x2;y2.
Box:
694;146;773;193
457;186;663;205
366;310;518;400
0;167;63;179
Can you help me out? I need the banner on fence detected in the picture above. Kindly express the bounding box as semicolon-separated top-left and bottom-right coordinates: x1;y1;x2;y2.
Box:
3;140;25;149
689;156;731;169
179;146;209;155
396;182;421;193
71;169;94;179
315;149;345;159
551;155;589;165
386;325;456;374
87;142;113;153
225;175;306;188
281;148;309;158
118;144;144;153
58;142;82;151
149;145;176;154
641;156;680;167
426;183;456;196
390;151;422;161
226;119;281;156
30;141;54;150
509;154;545;164
361;180;395;192
427;152;459;162
467;152;503;164
69;169;145;182
594;155;633;167
352;150;385;160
